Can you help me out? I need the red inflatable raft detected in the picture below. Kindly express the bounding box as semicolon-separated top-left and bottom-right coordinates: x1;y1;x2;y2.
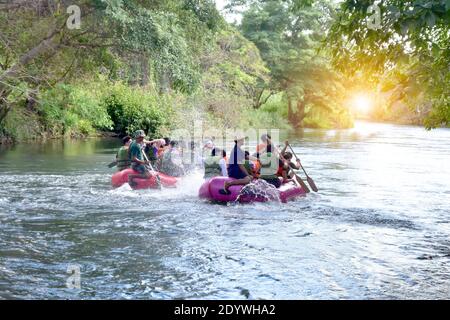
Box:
111;168;177;190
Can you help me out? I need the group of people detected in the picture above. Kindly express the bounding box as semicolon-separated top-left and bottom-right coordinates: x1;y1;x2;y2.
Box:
203;134;302;195
114;130;185;187
114;130;302;191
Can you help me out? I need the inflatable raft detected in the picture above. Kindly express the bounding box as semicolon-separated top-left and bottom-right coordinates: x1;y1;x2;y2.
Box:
111;168;177;190
199;176;306;203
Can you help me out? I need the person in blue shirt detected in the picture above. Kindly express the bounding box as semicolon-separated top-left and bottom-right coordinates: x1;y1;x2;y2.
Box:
219;135;252;195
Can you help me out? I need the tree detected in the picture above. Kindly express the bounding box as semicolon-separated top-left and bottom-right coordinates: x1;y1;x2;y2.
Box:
239;0;352;128
0;0;223;125
327;0;450;129
198;27;270;126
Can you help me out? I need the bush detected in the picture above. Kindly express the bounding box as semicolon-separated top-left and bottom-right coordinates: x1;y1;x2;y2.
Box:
38;82;113;137
104;83;171;137
1;106;42;141
239;94;292;130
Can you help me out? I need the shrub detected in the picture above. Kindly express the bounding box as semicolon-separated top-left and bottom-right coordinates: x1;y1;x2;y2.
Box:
104;83;171;137
1;106;42;141
38;82;113;137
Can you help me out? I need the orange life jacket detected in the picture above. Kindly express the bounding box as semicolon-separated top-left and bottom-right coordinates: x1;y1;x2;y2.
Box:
253;160;261;178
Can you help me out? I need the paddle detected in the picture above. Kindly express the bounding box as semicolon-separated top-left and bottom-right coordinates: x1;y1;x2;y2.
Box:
142;147;162;189
287;144;318;192
107;161;117;168
290;168;311;193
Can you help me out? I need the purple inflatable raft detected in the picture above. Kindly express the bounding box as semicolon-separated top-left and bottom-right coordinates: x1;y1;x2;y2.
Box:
198;176;306;203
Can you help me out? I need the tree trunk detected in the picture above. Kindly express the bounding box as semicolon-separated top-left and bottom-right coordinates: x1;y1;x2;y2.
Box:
253;89;263;109
0;28;59;125
296;99;306;128
287;96;307;129
0;89;12;124
287;96;294;124
254;89;274;109
25;90;38;111
0;28;59;90
288;96;303;129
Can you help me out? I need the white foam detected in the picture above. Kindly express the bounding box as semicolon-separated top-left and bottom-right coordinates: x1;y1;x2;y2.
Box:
237;180;281;203
105;170;205;201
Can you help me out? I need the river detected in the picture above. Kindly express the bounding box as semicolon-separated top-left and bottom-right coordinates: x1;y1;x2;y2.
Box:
0;121;449;299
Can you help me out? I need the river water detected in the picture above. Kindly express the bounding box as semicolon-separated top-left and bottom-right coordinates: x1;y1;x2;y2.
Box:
0;121;449;299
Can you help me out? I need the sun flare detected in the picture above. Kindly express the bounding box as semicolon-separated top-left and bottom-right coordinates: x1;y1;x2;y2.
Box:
352;94;373;114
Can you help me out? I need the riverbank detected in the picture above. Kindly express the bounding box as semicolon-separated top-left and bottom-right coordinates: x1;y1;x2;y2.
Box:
0;130;119;146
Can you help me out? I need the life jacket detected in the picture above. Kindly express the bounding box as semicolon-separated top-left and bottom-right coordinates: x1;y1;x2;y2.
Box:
204;155;222;178
157;147;165;157
116;146;130;170
254;160;261;172
258;152;279;179
253;160;261;178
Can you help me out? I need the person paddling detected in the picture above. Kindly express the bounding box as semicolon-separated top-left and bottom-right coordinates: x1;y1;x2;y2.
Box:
275;140;301;182
128;130;153;187
220;135;252;195
115;136;132;171
278;153;301;182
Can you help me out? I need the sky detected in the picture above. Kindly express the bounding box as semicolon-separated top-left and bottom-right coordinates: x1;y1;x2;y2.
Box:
215;0;243;24
215;0;228;11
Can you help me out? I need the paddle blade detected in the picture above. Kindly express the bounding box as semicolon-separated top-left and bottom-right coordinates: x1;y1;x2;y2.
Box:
156;175;162;190
307;176;318;192
295;175;310;193
108;161;117;168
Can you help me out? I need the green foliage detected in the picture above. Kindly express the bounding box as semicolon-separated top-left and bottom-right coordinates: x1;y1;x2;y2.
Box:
1;107;42;141
33;79;174;139
38;82;113;137
113;7;200;93
240;0;353;129
191;27;271;129
239;94;292;129
201;28;269;100
104;83;171;137
1;0;367;144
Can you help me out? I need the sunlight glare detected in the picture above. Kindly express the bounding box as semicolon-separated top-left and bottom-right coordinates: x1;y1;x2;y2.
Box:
352;94;372;113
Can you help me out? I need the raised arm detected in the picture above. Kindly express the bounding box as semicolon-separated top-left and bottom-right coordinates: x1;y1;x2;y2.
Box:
280;140;289;155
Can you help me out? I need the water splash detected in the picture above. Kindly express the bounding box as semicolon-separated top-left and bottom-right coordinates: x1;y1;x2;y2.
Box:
106;169;205;201
236;179;281;203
